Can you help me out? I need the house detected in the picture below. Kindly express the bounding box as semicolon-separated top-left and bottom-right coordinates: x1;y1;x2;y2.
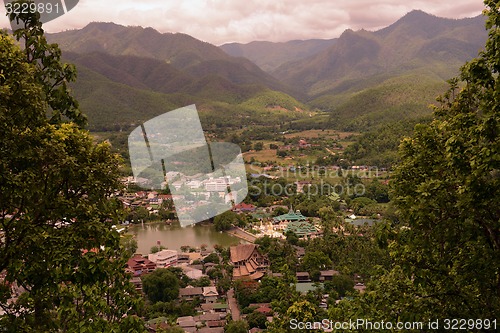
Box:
354;283;366;293
296;272;311;282
203;262;217;271
146;317;169;333
130;276;142;293
179;287;204;301
206;320;225;328
248;303;273;316
200;303;214;312
230;244;268;280
176;316;198;331
232;202;257;213
177;254;190;264
182;266;205;280
148;249;178;268
203;286;219;303
126;254;156;276
295;181;312;193
195;313;222;322
198;328;224;333
212;303;229;313
293;246;306;259
319;270;340;282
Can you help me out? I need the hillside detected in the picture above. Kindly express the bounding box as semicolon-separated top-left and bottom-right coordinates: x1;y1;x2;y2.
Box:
220;39;337;72
66;55;308;132
272;11;486;95
48;22;300;97
44;23;309;132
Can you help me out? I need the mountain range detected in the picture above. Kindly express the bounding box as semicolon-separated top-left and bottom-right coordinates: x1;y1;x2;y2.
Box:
45;10;487;133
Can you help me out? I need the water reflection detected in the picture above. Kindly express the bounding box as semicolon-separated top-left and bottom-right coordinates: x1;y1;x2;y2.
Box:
130;221;241;254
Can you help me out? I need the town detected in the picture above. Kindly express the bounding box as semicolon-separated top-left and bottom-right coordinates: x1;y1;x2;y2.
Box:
114;158;386;332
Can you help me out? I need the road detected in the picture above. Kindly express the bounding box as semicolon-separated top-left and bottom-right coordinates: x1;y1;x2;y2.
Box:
227;288;241;321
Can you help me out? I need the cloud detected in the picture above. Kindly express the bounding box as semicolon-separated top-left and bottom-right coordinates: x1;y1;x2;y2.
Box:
0;0;485;44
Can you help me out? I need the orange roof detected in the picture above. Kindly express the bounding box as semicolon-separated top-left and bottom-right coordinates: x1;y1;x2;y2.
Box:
230;244;257;263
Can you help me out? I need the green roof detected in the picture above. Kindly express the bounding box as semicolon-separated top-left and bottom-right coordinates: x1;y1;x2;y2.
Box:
294;282;324;294
273;209;307;222
212;303;228;309
285;221;318;237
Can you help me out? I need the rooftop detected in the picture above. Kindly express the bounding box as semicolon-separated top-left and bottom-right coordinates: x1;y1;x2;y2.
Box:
273;209;307;223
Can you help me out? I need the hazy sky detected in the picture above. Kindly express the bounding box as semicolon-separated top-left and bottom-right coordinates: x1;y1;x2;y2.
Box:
1;0;485;45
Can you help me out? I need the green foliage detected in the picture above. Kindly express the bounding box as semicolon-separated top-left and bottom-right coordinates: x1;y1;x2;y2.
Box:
150;245;167;254
254;236;298;272
343;117;431;167
142;269;180;303
120;234;139;258
350;197;377;215
300;251;332;279
324;275;355;298
213;210;239;231
0;9;145;332
353;3;500;322
246;311;268;329
145;301;197;322
203;252;220;264
224;320;249;333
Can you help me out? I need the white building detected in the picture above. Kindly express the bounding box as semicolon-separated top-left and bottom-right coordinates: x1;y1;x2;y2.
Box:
204;176;241;192
148;249;178;268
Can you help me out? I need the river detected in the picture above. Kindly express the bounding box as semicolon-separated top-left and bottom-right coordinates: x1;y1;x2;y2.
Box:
129;221;242;254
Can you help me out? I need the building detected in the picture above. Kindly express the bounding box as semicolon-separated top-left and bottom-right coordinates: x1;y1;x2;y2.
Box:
205;177;230;192
179;287;204;301
148;249;178;268
319;270;340;282
230;244;268;280
295;181;312;193
202;286;219;303
273;209;307;224
232;202;257;213
126;254;157;276
296;272;311;282
284;221;320;238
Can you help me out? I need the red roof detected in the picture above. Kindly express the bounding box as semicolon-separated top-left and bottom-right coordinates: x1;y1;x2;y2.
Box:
233;203;256;211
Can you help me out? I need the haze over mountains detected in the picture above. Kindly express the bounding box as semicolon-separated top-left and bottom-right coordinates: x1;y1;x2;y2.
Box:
46;10;487;132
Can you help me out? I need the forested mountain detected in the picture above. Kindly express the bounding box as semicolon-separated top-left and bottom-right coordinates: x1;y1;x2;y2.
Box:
273;11;487;131
272;10;486;95
47;23;307;131
46;11;487;134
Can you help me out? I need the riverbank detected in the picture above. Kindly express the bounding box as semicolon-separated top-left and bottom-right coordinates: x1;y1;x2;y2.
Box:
225;227;257;243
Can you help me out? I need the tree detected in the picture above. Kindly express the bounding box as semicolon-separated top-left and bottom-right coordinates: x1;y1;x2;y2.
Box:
254;142;264;151
246;311;267;329
142;269;180;303
301;251;332;279
150;245;167;254
121;234;139;258
324;275;354;298
353;2;500;323
224;320;248;333
203;252;220;264
213;210;238;231
0;6;145;332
